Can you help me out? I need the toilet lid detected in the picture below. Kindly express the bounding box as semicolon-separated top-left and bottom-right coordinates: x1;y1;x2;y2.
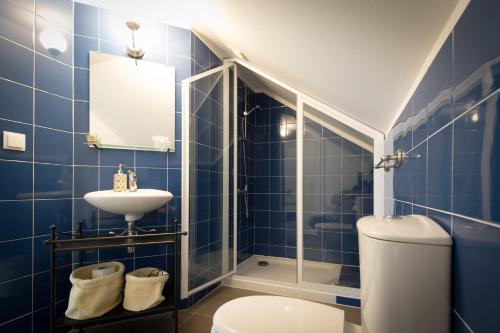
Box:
213;296;345;333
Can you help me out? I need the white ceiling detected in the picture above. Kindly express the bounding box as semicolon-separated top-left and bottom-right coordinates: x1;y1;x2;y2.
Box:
77;0;466;133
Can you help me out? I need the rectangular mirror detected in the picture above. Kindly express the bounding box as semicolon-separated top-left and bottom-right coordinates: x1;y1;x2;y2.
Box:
89;52;175;152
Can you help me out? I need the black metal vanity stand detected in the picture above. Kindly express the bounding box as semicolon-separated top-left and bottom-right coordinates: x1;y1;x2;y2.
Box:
44;220;186;333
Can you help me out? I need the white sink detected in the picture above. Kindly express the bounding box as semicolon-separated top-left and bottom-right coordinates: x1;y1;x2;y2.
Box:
84;189;173;222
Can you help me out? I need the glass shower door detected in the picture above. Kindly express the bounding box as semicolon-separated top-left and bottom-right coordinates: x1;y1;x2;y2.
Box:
181;64;237;298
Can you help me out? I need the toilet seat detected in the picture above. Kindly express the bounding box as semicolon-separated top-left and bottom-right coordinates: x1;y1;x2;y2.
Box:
211;295;345;333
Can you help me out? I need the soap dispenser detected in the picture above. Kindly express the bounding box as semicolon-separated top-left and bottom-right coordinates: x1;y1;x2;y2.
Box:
113;164;127;192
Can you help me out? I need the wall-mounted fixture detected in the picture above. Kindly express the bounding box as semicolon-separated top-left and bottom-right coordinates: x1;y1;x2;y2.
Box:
374;148;420;171
228;46;247;60
86;134;101;148
470;109;479;122
3;131;26;151
279;114;296;138
126;21;145;58
39;28;68;55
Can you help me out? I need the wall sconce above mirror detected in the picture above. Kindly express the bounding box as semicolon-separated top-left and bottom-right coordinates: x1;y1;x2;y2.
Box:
126;21;145;58
88;51;176;152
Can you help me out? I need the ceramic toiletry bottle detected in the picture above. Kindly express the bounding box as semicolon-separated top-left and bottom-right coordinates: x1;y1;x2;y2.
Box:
113;164;127;192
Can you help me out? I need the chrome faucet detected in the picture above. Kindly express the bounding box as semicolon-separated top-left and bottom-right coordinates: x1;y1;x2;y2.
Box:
127;170;138;192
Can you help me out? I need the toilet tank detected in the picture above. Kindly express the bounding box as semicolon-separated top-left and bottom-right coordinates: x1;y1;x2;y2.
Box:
357;215;452;333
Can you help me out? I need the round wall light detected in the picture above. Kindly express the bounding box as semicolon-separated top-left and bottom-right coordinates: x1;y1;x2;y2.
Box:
39;29;68;55
471;112;479;122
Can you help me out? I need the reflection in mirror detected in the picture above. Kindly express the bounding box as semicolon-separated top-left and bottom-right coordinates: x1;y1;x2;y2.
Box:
89;52;175;151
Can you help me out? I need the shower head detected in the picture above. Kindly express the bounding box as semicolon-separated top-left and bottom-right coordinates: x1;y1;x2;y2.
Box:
243;105;260;117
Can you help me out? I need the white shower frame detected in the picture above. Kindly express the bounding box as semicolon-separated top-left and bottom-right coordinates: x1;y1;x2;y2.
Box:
181;58;385;301
181;63;238;299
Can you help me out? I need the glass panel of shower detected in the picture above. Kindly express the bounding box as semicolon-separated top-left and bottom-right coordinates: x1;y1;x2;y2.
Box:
301;103;374;288
181;64;236;298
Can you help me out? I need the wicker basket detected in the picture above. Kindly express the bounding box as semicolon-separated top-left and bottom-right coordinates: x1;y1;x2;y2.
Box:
123;267;169;312
65;261;124;320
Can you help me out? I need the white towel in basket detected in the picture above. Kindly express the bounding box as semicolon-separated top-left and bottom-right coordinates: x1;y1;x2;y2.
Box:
65;261;124;320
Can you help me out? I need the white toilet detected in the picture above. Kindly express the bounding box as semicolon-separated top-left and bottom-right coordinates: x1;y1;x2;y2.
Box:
211;295;361;333
357;215;452;333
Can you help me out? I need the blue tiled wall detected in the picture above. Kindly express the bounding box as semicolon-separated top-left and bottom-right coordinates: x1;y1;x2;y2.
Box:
244;92;298;259
237;85;373;268
386;0;500;331
0;0;221;330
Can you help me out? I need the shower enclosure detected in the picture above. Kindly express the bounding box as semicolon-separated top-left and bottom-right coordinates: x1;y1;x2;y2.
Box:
181;60;384;304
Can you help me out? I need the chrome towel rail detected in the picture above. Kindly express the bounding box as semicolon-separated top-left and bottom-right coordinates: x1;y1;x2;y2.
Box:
374;149;420;171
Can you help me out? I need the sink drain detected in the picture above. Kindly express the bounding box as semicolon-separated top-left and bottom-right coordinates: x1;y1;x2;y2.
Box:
257;260;269;267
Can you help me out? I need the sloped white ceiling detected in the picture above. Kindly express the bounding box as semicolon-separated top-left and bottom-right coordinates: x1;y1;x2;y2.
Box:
77;0;466;133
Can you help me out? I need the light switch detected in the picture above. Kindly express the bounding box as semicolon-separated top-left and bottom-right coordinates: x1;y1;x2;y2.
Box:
3;131;26;151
